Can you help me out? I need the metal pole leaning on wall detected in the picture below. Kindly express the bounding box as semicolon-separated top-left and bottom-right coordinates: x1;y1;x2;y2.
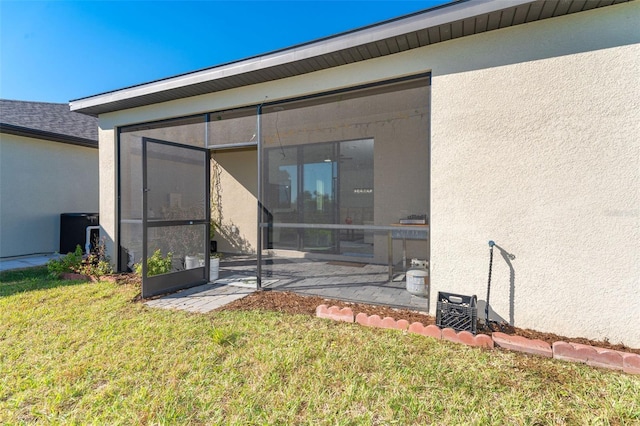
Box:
256;105;263;290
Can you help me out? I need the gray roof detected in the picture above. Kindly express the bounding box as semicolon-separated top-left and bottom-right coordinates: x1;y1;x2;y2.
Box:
1;99;98;148
70;0;630;116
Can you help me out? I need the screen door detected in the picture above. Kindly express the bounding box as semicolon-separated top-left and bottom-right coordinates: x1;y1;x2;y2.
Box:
141;137;209;298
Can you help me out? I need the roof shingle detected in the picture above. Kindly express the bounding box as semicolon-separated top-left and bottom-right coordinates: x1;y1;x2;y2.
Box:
0;99;98;147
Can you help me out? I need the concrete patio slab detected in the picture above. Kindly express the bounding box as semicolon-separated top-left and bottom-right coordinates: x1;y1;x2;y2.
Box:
144;254;431;315
144;282;255;313
221;255;431;312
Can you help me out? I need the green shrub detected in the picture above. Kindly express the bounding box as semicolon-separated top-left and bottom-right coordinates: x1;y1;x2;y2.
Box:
47;239;113;279
134;250;173;277
47;245;84;278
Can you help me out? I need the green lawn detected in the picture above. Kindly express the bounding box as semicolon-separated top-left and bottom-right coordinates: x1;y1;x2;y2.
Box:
1;268;639;425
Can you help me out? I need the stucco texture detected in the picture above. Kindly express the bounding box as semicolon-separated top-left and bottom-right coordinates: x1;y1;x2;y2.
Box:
212;148;258;254
0;134;99;257
429;6;640;345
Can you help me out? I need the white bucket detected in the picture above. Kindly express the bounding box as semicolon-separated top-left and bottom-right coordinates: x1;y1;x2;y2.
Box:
210;257;220;281
185;255;199;269
406;268;429;297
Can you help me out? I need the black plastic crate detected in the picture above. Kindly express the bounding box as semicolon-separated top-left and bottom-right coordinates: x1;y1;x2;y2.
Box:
436;291;477;334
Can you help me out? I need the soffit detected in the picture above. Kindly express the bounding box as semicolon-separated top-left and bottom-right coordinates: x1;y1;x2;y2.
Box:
70;0;629;116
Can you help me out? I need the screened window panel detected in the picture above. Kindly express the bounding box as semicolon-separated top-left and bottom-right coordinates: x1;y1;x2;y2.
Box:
207;106;258;147
119;134;143;221
123;116;206;148
146;224;208;273
118;133;143;271
145;141;207;222
119;116;207;272
261;77;429;263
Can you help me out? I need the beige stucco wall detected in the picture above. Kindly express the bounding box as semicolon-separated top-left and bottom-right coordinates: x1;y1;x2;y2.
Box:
212;149;258;254
429;7;640;345
97;2;639;345
97;125;118;265
0;134;99;257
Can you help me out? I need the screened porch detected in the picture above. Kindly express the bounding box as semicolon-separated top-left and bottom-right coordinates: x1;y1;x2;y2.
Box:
116;74;431;307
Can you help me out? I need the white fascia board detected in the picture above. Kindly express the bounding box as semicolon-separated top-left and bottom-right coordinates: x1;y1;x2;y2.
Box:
70;0;534;113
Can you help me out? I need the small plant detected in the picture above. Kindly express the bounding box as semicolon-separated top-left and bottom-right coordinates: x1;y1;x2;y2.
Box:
135;249;173;277
47;239;114;279
210;328;238;346
78;237;113;277
47;245;84;278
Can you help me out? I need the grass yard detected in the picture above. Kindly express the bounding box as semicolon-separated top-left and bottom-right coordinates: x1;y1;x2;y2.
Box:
1;268;639;425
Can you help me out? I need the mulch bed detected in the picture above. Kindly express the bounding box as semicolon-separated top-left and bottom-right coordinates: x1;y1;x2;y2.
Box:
218;289;640;355
112;273;639;355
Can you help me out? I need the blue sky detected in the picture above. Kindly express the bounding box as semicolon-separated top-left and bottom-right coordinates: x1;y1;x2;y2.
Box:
1;1;449;104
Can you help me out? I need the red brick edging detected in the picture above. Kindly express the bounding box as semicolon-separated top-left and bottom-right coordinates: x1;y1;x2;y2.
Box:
492;332;552;357
553;341;640;374
315;305;355;323
315;304;639;375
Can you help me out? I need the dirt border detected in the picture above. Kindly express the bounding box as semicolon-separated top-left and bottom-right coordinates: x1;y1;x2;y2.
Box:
216;289;640;355
113;272;639;355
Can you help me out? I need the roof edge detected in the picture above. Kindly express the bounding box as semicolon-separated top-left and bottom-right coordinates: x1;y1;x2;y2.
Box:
0;123;99;149
70;0;627;116
71;0;535;114
70;0;467;105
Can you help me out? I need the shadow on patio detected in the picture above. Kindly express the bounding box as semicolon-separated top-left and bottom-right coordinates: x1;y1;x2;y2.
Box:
217;254;431;312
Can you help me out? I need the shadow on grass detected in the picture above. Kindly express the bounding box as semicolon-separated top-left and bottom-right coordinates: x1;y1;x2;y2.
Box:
0;266;90;298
